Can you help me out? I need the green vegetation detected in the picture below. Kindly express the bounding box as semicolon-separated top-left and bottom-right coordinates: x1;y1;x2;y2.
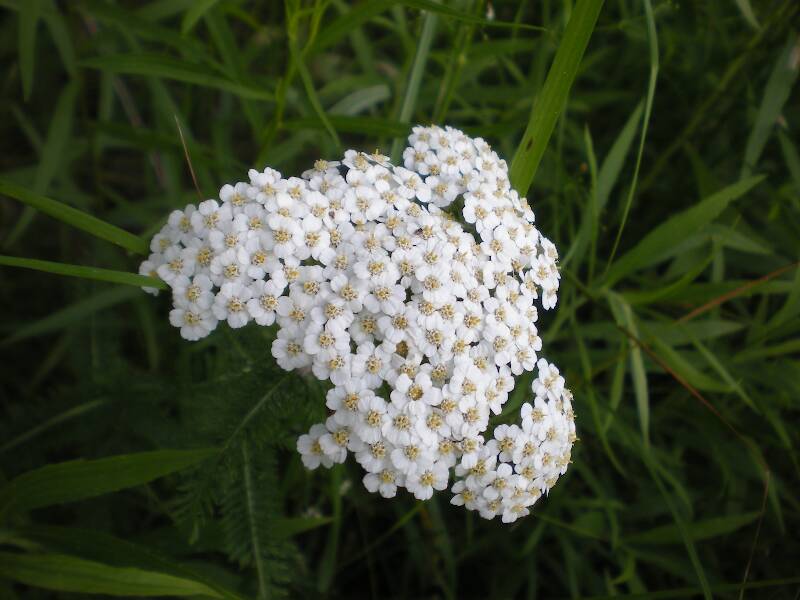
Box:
1;1;798;598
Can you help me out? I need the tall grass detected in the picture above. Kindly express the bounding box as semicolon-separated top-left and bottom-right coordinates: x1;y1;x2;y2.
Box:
1;1;799;598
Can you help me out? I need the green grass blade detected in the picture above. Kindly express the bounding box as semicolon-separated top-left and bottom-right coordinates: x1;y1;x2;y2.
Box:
605;0;659;271
284;115;409;137
734;0;761;29
18;0;41;100
604;175;765;286
564;101;643;270
42;0;76;77
80;53;274;101
389;4;438;162
4;80;79;248
2;287;138;347
741;36;799;178
641;449;712;600
607;292;650;446
180;0;219;35
627;511;760;544
399;0;546;32
17;525;246;600
0;178;149;255
0;399;107;454
290;41;341;150
0;448;217;517
0;255;165;289
509;0;603;195
0;552;223;598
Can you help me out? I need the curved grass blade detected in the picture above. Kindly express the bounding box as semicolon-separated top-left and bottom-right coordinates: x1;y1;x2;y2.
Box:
17;525;246;600
1;287;138;347
0;552;224;598
509;0;603;195
0;255;165;289
0;448;217;517
18;0;42;100
181;0;220;35
604;176;765;286
0;178;148;255
4;80;79;248
741;36;799;178
80;53;274;101
0;399;107;454
390;5;439;162
605;0;659;271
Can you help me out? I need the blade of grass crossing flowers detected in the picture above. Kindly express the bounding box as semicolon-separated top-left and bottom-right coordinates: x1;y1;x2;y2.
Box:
389;4;438;163
0;255;166;289
509;0;603;195
0;179;149;255
290;40;341;151
605;0;659;272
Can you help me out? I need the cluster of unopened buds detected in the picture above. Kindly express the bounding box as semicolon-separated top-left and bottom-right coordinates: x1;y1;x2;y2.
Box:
141;125;576;523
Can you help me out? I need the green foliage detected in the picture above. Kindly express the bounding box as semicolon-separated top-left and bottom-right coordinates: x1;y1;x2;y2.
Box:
1;1;799;598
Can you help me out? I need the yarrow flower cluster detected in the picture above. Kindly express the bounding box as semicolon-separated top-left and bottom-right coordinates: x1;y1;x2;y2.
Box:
141;125;576;523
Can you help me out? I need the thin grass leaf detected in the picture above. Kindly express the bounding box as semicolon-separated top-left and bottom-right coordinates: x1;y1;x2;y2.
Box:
42;0;76;77
318;465;343;592
4;79;79;248
284;115;409;137
627;512;760;545
688;335;757;411
0;178;148;255
641;449;712;600
0;399;106;454
290;41;341;150
0;448;217;517
0;255;165;289
80;53;274;101
18;0;41;100
0;552;224;598
509;0;603;195
605;0;658;271
16;526;246;600
778;129;800;193
1;286;138;347
741;36;799;178
181;0;220;35
604;176;765;286
240;442;268;600
734;0;760;29
310;0;544;56
399;0;546;32
390;4;439;163
564;102;643;270
607;292;649;445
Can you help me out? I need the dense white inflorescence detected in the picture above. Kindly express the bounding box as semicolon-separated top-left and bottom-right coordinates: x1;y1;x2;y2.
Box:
141;125;575;523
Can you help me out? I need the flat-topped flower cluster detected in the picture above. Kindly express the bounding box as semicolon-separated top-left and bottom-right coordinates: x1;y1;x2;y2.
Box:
140;125;576;523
